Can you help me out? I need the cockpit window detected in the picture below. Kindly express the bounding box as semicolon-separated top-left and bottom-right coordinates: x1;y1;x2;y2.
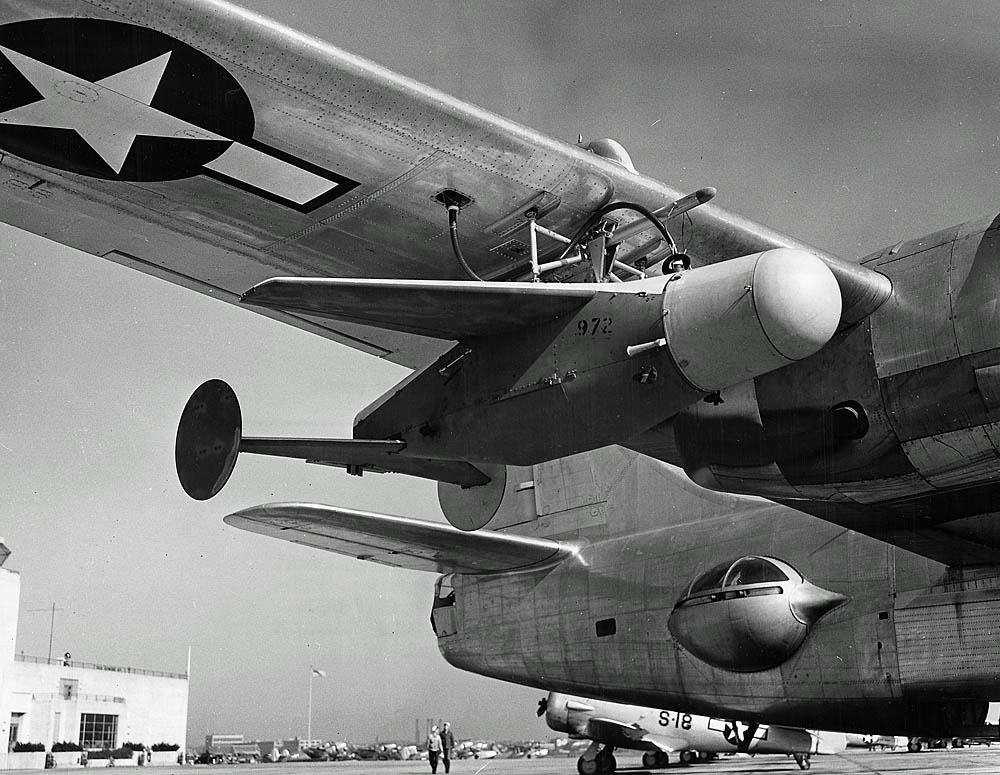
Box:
724;557;789;587
688;561;732;596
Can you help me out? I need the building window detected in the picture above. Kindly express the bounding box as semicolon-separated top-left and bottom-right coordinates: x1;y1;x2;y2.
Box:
79;714;118;750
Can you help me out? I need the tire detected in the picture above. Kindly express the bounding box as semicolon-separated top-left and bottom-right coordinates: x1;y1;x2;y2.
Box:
578;758;599;775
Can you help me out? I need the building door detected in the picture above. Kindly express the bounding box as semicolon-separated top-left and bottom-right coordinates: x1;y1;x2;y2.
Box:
8;712;23;751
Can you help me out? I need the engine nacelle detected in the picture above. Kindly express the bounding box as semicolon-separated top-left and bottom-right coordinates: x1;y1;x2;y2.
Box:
631;214;1000;535
667;556;847;672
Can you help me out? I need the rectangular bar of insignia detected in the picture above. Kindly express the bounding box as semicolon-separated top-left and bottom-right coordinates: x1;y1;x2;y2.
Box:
203;142;337;205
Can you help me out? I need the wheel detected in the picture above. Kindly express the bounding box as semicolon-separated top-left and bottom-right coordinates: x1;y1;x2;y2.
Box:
642;752;658;769
656;752;670;768
907;739;922;753
578;757;599;775
679;750;695;765
596;754;616;774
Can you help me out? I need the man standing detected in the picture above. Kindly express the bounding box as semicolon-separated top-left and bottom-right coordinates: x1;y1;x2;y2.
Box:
441;722;455;774
426;726;442;774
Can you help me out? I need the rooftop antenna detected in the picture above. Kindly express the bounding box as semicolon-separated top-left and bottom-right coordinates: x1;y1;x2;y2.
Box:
27;602;64;663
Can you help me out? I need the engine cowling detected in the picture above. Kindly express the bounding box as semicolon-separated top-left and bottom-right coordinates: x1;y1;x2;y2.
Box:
631;215;1000;534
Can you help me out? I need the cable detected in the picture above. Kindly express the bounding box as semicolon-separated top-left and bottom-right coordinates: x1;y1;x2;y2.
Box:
448;206;485;282
556;201;678;270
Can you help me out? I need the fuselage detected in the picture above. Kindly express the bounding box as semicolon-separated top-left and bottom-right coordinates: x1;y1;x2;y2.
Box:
433;445;997;735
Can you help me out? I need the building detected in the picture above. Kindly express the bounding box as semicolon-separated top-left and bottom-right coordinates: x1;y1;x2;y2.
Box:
0;542;188;768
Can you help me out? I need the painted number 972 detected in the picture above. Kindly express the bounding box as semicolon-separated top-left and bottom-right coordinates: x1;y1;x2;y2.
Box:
659;711;692;730
577;317;612;336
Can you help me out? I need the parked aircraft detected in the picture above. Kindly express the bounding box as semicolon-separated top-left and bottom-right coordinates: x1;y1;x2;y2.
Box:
4;0;1000;742
540;692;845;772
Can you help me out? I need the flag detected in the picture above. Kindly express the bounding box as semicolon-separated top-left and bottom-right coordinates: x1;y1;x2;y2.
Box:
311;668;328;678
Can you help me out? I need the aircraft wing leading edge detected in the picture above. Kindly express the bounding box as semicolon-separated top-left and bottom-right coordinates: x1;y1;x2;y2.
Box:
224;503;578;574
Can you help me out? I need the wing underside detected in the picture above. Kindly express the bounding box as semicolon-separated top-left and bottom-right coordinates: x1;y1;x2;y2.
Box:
224;502;578;574
0;0;816;368
240;277;599;339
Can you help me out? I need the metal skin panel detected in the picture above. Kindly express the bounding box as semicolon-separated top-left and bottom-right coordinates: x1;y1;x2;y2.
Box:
0;0;819;368
902;424;1000;490
894;588;1000;697
436;447;998;735
868;226;960;378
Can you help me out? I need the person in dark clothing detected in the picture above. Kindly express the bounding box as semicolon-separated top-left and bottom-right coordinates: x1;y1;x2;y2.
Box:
441;721;455;773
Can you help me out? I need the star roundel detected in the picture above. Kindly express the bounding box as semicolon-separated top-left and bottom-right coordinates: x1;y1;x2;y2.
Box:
0;18;254;182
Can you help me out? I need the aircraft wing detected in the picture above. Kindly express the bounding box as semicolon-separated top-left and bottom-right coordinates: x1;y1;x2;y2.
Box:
0;0;824;368
584;718;688;754
224;502;578;574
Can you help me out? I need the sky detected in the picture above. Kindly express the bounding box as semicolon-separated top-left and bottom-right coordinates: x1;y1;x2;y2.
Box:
2;0;1000;746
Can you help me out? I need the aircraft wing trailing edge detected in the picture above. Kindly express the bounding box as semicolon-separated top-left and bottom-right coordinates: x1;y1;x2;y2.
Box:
224;503;578;574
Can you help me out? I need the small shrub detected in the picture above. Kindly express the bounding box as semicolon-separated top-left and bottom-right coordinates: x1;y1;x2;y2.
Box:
87;750;111;760
12;742;45;753
121;742;143;751
152;743;179;751
112;748;134;759
52;742;83;752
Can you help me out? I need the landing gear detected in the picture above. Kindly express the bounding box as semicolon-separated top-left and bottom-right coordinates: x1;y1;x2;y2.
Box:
641;751;669;769
907;738;923;753
578;743;617;775
793;753;811;770
679;750;696;765
596;749;617;774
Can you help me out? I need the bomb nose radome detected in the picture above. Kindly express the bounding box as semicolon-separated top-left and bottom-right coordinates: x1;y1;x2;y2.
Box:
752;248;843;361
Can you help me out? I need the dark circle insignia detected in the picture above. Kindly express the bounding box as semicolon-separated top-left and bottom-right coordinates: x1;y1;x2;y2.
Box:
0;18;254;181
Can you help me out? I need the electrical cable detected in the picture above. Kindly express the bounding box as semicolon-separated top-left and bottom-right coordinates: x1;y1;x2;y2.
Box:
447;205;485;282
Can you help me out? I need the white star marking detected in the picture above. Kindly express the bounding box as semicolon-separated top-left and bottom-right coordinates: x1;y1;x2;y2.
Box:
0;46;226;174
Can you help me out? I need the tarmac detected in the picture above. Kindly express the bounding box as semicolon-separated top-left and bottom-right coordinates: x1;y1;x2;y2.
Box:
25;746;1000;775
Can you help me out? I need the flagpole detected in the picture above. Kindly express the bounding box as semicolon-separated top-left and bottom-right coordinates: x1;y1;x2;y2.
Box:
308;667;314;744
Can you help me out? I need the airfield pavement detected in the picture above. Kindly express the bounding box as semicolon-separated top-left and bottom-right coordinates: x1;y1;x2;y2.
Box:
20;747;1000;775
